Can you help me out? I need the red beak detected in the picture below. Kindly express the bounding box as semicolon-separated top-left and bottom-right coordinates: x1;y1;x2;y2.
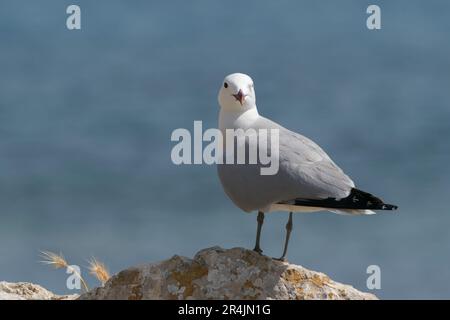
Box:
232;90;245;105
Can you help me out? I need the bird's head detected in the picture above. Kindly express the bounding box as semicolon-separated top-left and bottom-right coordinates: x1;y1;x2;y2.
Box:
218;73;256;112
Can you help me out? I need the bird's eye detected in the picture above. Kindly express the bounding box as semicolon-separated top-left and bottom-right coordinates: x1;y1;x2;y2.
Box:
224;82;228;88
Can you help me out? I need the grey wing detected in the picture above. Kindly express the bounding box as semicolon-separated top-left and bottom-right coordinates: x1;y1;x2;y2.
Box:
277;127;355;200
217;116;356;212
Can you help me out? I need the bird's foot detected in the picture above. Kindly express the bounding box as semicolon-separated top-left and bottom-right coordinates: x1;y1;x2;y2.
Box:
273;257;288;262
253;247;263;255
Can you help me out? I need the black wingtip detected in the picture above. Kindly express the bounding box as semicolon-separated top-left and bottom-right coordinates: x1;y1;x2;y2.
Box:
350;188;398;211
380;203;398;211
285;188;398;211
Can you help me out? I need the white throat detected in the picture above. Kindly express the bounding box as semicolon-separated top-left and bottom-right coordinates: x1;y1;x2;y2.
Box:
219;106;260;132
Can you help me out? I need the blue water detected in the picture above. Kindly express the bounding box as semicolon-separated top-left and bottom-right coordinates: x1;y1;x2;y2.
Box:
0;0;449;299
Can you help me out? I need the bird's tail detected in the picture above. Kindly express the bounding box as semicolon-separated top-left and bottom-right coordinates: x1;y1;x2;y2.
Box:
283;188;398;212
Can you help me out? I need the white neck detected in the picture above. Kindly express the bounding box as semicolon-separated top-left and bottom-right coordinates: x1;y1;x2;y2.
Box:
219;106;260;131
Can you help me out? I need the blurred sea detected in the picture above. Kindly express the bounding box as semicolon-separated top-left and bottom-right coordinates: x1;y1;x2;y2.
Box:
0;0;449;298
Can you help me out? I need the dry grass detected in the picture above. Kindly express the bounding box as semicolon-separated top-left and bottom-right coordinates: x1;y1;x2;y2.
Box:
88;257;110;285
40;251;68;269
40;251;90;292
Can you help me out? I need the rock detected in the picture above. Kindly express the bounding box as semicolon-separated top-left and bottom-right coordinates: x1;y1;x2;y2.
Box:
0;281;78;300
80;246;377;300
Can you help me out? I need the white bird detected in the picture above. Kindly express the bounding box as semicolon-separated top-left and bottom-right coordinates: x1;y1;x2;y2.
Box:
217;73;397;261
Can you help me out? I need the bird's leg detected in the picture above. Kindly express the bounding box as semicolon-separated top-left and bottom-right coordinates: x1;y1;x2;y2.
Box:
253;211;265;254
276;212;293;261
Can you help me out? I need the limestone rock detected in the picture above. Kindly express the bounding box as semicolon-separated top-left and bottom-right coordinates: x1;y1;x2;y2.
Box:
0;281;78;300
80;246;377;300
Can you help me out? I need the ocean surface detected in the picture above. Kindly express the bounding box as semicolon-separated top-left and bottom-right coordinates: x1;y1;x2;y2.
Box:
0;0;449;299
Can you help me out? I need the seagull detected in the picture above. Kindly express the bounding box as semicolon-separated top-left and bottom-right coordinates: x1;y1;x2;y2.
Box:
217;73;398;261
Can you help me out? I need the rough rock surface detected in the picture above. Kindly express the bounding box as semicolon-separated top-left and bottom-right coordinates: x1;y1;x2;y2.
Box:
80;247;377;300
0;281;78;300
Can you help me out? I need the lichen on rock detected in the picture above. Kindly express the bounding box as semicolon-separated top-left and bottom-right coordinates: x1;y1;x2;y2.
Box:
79;246;377;300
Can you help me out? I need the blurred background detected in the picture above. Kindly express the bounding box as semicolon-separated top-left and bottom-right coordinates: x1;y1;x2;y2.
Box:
0;0;449;299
